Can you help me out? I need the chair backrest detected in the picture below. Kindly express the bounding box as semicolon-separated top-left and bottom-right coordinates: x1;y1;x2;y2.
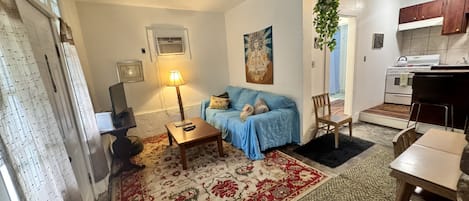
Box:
392;127;417;158
312;93;331;120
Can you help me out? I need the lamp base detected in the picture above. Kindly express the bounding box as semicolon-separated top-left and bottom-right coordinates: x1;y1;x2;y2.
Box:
175;86;185;121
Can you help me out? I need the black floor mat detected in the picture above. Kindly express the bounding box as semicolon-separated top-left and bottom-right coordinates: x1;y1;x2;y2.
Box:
294;134;374;168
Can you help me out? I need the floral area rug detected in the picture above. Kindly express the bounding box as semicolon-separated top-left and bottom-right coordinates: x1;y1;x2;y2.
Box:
112;134;329;201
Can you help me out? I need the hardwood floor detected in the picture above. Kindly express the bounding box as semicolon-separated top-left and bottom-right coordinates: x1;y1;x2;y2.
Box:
331;99;345;115
363;103;411;120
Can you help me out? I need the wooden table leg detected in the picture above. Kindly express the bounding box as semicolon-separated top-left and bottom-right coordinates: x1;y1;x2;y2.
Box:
217;136;224;157
180;145;187;170
395;180;415;201
167;130;173;146
334;126;340;149
349;121;353;139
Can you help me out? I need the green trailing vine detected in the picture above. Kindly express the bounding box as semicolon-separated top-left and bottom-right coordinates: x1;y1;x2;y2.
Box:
313;0;340;51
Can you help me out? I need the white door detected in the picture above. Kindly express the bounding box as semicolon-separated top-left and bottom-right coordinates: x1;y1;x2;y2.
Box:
15;0;94;200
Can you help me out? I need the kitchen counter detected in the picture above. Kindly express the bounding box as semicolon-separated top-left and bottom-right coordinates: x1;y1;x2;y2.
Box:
412;70;469;73
410;71;469;129
431;65;469;70
411;65;469;73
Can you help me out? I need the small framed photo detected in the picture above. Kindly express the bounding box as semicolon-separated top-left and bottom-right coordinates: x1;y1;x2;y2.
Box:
116;60;144;83
372;33;384;49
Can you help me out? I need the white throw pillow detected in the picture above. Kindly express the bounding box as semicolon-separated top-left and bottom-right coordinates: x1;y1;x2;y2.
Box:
254;98;270;115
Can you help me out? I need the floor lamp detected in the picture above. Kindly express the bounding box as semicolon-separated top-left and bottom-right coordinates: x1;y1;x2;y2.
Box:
168;70;185;121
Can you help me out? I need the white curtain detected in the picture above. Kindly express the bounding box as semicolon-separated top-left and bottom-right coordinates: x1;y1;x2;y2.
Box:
61;39;109;182
0;0;80;200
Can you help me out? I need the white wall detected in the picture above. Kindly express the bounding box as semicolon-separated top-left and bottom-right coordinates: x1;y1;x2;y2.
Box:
302;0;314;143
225;0;314;143
76;2;230;137
350;0;401;117
224;0;303;102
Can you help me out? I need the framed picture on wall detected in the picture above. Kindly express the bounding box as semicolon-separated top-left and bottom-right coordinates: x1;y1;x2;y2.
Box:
244;26;273;84
372;33;384;49
116;60;144;83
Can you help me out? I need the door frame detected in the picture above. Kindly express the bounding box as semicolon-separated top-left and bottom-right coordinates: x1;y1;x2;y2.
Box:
323;15;357;116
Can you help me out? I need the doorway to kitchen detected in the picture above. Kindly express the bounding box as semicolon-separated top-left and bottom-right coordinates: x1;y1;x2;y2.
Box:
328;16;356;115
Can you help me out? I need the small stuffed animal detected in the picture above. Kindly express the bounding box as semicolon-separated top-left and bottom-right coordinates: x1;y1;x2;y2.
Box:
240;104;254;122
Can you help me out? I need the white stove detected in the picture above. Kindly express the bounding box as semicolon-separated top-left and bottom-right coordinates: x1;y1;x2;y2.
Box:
384;55;440;105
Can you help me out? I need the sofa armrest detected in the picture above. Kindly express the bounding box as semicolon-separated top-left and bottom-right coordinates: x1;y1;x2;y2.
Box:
200;98;210;120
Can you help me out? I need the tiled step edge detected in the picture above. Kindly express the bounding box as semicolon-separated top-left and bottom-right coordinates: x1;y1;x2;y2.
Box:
359;111;463;133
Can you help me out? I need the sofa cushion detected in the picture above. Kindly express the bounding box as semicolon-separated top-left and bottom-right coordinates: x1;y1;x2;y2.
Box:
233;87;258;110
256;91;296;110
205;108;236;122
226;86;244;109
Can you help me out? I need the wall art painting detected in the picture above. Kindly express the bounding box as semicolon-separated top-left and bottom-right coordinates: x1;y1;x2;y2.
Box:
244;26;273;84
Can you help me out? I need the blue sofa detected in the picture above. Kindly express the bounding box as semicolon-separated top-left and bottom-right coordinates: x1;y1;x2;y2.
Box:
200;86;300;160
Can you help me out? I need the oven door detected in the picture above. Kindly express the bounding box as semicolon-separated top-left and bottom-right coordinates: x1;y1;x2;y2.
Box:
385;93;412;105
385;74;413;94
385;73;413;105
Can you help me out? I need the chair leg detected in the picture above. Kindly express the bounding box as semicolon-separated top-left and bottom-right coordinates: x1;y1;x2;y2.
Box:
348;121;352;139
415;103;422;130
464;116;469;134
407;103;416;128
327;125;330;134
313;121;319;139
334;126;339;149
451;105;454;131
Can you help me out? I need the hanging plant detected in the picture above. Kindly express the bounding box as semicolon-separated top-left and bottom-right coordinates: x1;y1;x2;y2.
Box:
313;0;340;51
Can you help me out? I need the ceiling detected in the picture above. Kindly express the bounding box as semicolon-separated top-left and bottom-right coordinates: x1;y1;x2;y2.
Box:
76;0;246;12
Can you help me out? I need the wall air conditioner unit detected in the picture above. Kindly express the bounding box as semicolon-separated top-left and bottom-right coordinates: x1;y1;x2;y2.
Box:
151;26;190;56
156;36;184;55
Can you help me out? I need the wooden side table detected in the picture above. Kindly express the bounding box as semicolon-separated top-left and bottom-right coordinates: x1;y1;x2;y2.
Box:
165;117;223;170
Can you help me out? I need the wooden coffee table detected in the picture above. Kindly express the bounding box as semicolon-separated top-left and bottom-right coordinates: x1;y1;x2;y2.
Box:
165;117;224;170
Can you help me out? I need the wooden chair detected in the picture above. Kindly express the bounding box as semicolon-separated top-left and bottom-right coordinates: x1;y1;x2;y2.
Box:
312;93;352;149
392;127;419;197
392;127;417;158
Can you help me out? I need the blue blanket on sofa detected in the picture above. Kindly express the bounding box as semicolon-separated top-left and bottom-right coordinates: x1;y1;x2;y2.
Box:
200;86;300;160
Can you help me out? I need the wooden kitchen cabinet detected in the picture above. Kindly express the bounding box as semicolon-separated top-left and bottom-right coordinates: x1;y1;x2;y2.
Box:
442;0;467;34
419;0;444;20
399;5;420;23
466;0;469;13
399;0;443;24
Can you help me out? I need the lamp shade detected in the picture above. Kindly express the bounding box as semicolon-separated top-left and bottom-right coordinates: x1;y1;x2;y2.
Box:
167;70;185;86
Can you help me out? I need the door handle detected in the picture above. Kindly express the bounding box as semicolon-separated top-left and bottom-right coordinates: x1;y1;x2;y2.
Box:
392;94;411;97
44;54;57;93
